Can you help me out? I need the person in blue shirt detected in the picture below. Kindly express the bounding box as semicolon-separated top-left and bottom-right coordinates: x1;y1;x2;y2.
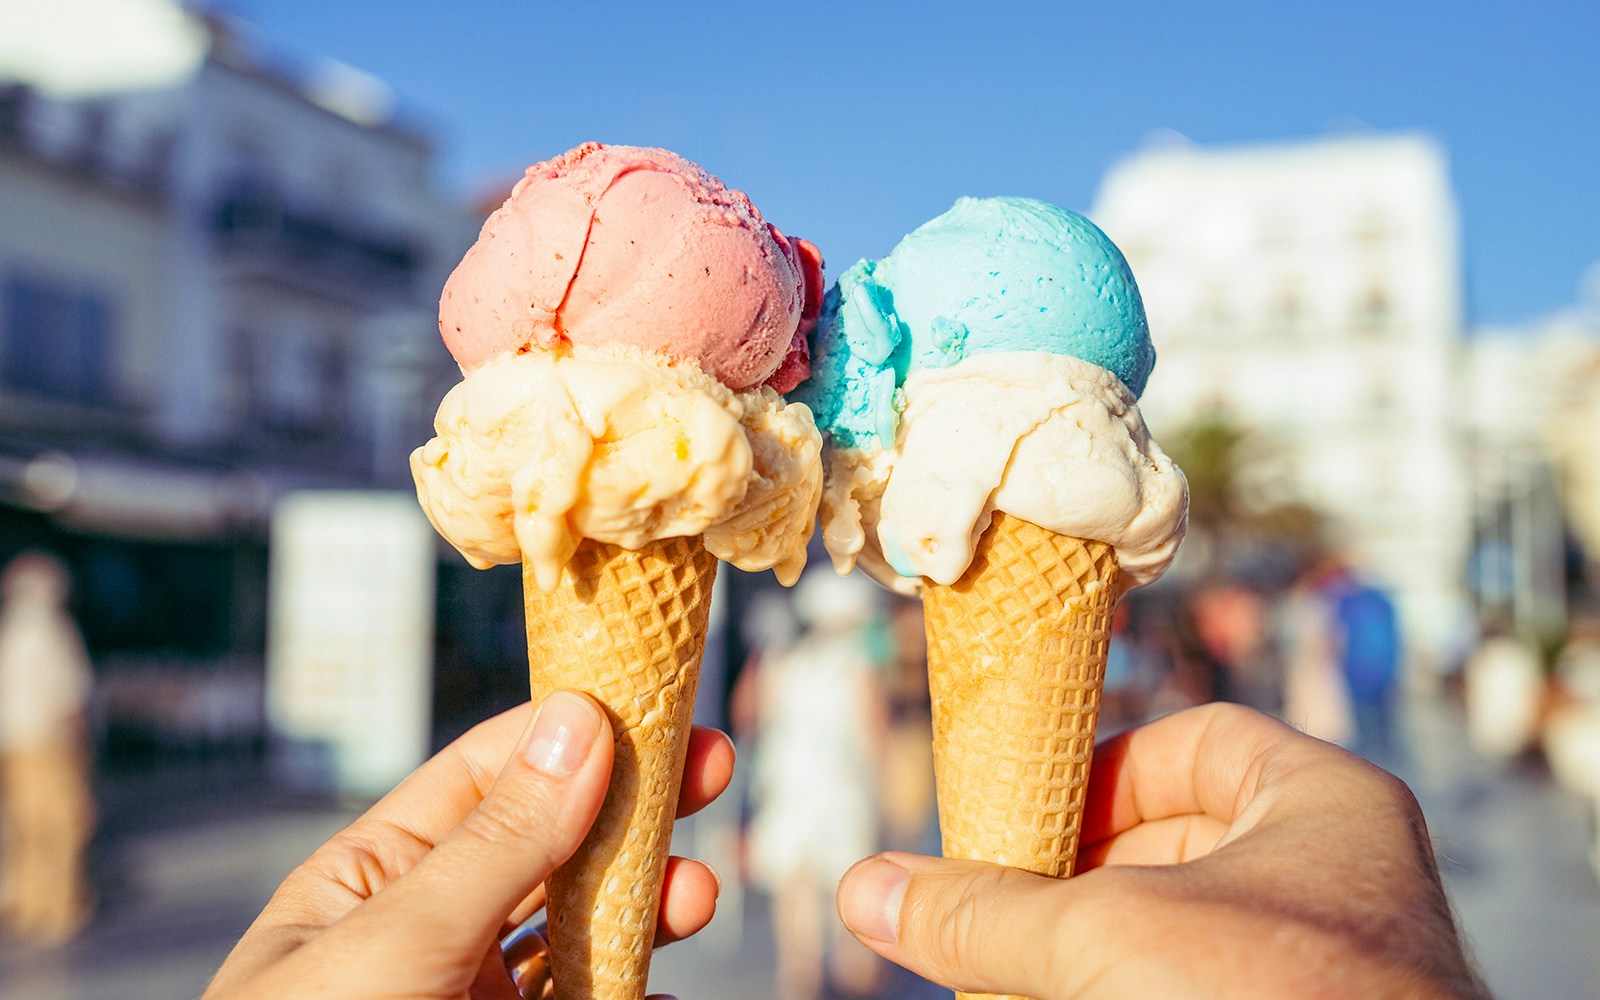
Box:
1327;570;1403;766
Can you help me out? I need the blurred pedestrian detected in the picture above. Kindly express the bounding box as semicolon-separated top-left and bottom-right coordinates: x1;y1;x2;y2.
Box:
880;596;936;853
1192;582;1278;714
1327;571;1403;766
1142;592;1230;720
1541;616;1600;879
1100;602;1146;733
1099;593;1174;733
744;569;889;1000
0;551;96;944
1280;558;1354;745
1463;619;1543;763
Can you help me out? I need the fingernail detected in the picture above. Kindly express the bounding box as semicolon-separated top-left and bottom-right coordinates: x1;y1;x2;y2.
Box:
707;863;723;895
839;857;908;944
524;691;601;775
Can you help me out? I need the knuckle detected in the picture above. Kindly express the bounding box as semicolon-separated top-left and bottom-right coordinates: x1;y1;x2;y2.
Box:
458;782;552;848
304;820;434;899
1203;700;1285;740
923;865;1017;983
1371;764;1420;810
1199;700;1254;724
1041;869;1148;989
1336;751;1422;818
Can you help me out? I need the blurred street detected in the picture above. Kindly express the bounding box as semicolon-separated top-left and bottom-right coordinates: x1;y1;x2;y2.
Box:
1;695;1595;1000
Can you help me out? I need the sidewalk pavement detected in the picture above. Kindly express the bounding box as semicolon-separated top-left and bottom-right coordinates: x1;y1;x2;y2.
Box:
1396;697;1600;999
2;697;1597;999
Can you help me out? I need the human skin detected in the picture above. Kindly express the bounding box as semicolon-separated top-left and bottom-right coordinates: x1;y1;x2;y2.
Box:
836;702;1489;1000
203;692;733;1000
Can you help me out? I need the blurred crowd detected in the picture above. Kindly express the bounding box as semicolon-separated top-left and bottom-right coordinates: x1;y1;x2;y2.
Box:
7;535;1600;998
701;547;1595;999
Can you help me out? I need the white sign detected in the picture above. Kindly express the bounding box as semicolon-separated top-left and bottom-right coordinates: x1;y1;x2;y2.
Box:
267;491;434;798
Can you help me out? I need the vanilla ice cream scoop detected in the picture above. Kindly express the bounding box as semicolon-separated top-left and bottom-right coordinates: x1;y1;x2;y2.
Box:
412;346;819;590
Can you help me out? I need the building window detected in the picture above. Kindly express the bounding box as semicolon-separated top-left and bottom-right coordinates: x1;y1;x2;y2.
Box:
1353;210;1389;248
1272;280;1304;336
254;327;347;438
1;272;114;405
1369;372;1396;415
224;131;276;191
324;154;367;211
1355;283;1390;334
227;327;263;430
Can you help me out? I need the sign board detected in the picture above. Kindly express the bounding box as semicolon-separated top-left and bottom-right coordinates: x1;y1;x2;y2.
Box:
267;491;434;798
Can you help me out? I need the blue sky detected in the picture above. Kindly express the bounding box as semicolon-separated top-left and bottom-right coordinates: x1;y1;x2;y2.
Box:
229;0;1598;327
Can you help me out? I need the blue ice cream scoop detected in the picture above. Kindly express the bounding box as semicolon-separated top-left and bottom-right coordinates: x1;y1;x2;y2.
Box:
794;196;1153;450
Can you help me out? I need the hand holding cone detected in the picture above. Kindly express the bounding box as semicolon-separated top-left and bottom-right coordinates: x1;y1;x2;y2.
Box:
796;198;1186;1000
523;536;716;1000
412;144;825;998
923;514;1120;1000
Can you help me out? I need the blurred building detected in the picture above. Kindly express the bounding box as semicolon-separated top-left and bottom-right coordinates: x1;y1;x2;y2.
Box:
0;9;473;755
1465;306;1600;635
1092;133;1468;672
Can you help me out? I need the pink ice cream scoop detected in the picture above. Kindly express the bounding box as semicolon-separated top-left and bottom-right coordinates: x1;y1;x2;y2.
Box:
440;142;823;393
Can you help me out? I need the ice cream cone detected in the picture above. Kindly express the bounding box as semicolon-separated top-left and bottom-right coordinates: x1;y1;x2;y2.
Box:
522;533;718;1000
922;511;1120;1000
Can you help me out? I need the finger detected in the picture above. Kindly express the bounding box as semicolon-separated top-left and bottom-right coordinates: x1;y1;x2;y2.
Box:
467;943;523;1000
360;702;534;840
333;709;725;863
1076;812;1229;871
655;856;720;946
1080;702;1313;848
507;853;720;945
497;727;733;935
263;704;536;933
502;887;547;937
326;690;614;973
837;852;1088;998
677;727;736;818
503;853;722;944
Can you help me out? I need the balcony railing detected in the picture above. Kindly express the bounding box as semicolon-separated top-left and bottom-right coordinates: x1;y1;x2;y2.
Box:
211;183;422;300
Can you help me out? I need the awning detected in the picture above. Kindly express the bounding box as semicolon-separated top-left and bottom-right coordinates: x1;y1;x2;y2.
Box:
0;449;271;541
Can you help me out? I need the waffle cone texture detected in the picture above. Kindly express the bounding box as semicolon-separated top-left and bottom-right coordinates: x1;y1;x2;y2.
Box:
922;512;1120;1000
522;534;717;1000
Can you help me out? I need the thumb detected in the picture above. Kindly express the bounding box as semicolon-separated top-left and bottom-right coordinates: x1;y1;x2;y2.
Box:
335;690;614;964
837;852;1088;999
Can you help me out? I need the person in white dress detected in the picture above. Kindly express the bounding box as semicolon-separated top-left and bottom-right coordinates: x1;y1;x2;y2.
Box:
0;551;96;943
745;569;889;1000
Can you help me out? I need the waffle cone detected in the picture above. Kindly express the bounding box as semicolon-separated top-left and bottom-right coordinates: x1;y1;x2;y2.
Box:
522;534;717;1000
922;512;1119;1000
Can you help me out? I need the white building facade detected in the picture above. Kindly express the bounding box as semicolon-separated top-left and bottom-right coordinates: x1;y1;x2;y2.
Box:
1092;133;1469;671
1464;309;1600;637
1;17;472;535
0;12;475;748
